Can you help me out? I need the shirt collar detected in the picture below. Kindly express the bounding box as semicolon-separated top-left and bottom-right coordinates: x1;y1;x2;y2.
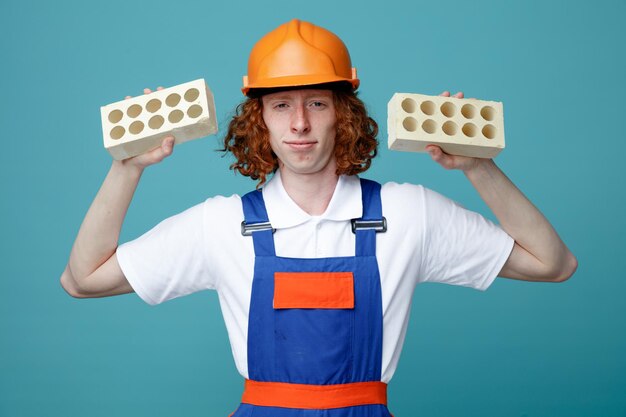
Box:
262;170;363;229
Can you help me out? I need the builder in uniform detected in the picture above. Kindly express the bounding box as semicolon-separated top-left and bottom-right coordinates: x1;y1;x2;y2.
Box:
61;19;577;416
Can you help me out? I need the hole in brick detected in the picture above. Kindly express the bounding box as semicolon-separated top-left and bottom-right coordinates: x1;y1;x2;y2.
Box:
149;115;164;129
420;100;435;115
442;121;458;136
462;123;477;137
108;109;123;123
422;119;437;134
481;106;495;121
129;121;144;135
403;117;418;132
127;104;142;118
146;98;162;113
482;124;496;139
184;88;200;102
166;93;181;107
401;98;417;113
461;104;476;119
168;109;184;123
110;126;125;140
187;105;203;118
440;102;456;117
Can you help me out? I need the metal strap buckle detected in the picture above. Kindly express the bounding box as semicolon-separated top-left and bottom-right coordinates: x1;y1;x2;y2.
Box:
241;221;275;236
351;217;387;233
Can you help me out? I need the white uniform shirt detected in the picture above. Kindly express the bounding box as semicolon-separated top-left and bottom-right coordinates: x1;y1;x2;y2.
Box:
117;172;514;383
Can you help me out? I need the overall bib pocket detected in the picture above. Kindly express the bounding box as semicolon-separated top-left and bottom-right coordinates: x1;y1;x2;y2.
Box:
273;272;355;383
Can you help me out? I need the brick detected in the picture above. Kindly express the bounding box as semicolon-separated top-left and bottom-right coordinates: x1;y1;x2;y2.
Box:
101;79;218;160
388;93;505;159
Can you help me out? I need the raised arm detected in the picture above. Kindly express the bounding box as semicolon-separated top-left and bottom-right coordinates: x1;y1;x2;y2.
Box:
61;89;175;298
425;92;577;283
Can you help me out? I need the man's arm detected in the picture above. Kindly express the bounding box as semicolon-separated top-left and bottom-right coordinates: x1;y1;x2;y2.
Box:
425;92;577;282
60;125;175;298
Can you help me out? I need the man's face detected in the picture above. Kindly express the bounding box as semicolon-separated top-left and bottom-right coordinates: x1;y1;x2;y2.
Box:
261;89;337;179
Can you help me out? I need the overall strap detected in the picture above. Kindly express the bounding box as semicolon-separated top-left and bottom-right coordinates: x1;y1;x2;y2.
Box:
241;189;276;256
354;178;386;257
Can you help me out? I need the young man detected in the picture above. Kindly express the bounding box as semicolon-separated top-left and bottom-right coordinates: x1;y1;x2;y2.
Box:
61;19;577;416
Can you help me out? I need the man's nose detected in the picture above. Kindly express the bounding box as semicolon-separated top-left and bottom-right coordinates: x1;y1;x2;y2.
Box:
290;106;311;134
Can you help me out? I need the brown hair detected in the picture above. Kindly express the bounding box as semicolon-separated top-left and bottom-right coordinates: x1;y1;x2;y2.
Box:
222;89;378;186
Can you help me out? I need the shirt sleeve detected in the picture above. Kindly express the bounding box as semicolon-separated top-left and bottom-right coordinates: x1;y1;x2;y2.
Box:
419;187;514;290
116;202;214;305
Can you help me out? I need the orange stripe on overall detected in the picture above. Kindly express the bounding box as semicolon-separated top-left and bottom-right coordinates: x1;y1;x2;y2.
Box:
241;379;388;410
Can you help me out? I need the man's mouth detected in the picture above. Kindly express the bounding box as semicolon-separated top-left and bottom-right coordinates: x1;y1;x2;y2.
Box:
284;140;317;150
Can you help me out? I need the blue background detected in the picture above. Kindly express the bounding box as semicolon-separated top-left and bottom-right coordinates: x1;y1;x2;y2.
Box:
1;0;624;416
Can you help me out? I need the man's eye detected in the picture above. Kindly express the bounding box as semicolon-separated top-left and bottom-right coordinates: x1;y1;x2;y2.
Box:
274;103;288;109
310;101;326;108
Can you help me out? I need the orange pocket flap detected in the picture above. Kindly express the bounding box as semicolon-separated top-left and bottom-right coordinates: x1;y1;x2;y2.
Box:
274;272;354;309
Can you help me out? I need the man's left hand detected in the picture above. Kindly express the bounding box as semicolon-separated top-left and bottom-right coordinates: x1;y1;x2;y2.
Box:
425;91;485;173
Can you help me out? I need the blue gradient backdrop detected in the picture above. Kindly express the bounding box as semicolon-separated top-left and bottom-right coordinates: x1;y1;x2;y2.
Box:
1;0;624;416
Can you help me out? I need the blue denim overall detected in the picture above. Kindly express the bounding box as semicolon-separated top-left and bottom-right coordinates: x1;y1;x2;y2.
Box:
231;178;392;417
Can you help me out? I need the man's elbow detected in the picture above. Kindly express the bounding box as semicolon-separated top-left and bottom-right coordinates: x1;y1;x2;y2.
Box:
549;251;578;283
60;266;89;299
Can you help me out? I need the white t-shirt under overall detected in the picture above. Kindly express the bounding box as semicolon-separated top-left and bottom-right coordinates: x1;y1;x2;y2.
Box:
117;172;514;383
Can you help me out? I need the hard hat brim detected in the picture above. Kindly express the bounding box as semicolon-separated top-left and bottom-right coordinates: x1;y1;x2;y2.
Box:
242;73;359;96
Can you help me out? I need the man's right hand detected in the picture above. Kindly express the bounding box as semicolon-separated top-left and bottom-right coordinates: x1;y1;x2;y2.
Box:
119;134;175;170
120;87;175;170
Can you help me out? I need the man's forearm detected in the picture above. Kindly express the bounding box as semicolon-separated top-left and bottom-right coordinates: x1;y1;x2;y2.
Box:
67;160;143;282
464;159;576;280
